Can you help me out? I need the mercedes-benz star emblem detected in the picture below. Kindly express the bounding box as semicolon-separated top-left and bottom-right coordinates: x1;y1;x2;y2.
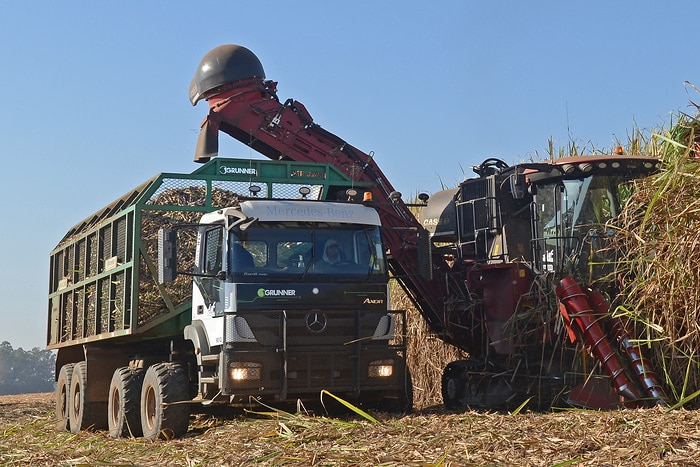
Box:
305;312;327;333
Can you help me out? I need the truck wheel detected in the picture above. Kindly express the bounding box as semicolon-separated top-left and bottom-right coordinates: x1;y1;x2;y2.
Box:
140;362;191;440
55;363;75;431
68;361;106;432
108;367;145;438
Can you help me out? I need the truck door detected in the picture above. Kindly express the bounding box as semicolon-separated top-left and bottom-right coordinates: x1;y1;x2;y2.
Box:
196;226;225;314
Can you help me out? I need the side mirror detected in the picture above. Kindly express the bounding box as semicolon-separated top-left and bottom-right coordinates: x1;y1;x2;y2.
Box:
509;171;526;199
158;228;178;283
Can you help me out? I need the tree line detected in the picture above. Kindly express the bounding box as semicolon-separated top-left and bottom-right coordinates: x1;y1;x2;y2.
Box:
0;341;55;395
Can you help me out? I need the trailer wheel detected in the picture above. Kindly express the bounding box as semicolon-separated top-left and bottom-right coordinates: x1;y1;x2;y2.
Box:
140;362;191;440
108;367;145;438
55;363;75;431
68;361;106;432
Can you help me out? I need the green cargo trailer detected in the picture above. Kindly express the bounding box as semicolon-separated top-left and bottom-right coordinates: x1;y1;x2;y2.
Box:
48;158;411;439
48;157;372;348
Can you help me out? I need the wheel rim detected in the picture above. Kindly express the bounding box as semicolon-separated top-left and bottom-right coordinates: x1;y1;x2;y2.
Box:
109;386;120;428
144;385;156;431
59;384;68;419
72;382;81;418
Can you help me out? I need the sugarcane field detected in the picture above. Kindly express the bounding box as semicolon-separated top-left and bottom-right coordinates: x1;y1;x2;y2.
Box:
4;5;700;464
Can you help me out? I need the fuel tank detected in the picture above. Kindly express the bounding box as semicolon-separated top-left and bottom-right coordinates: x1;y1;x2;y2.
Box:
418;188;458;241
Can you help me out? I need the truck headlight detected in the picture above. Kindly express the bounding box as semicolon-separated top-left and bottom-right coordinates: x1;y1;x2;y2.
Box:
368;359;394;378
229;362;262;381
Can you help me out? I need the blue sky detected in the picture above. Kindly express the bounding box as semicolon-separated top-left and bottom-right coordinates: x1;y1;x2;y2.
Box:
0;1;697;350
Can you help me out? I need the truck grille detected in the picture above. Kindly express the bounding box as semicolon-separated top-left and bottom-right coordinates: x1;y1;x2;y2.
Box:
222;309;406;395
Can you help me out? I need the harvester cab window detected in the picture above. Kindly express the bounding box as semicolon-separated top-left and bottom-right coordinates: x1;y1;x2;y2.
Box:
586;178;619;223
563;176;620;229
534;174;626;274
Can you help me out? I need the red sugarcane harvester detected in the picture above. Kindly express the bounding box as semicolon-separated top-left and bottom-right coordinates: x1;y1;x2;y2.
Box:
188;44;668;411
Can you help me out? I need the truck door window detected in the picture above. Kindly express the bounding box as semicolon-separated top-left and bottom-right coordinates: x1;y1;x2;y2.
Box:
198;227;224;307
231;241;256;269
356;228;386;274
203;228;223;274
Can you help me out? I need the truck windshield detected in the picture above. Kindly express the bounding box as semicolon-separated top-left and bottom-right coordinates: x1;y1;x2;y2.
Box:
228;222;387;281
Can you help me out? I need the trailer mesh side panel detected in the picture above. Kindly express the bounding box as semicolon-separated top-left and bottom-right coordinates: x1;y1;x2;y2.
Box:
137;183;240;325
100;225;112;267
86;283;96;335
87;233;98;277
75;288;85;337
77;239;86;283
99;276;110;333
212;180;269;204
146;179;207;206
115;217;127;263
63;293;73;341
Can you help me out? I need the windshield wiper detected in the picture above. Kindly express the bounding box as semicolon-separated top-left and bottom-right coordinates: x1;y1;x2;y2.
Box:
297;260;314;282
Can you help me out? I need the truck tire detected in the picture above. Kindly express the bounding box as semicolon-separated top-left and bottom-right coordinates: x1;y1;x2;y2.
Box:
55;363;75;431
140;362;191;440
108;367;145;438
68;361;106;432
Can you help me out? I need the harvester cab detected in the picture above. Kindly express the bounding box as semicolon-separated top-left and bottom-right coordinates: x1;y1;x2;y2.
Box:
431;155;661;274
420;154;667;409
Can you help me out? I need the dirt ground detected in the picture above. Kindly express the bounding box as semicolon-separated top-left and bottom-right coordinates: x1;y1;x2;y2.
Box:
0;392;54;423
1;392;700;466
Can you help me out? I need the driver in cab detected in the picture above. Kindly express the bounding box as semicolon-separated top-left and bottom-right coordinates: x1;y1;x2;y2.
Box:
321;239;344;266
